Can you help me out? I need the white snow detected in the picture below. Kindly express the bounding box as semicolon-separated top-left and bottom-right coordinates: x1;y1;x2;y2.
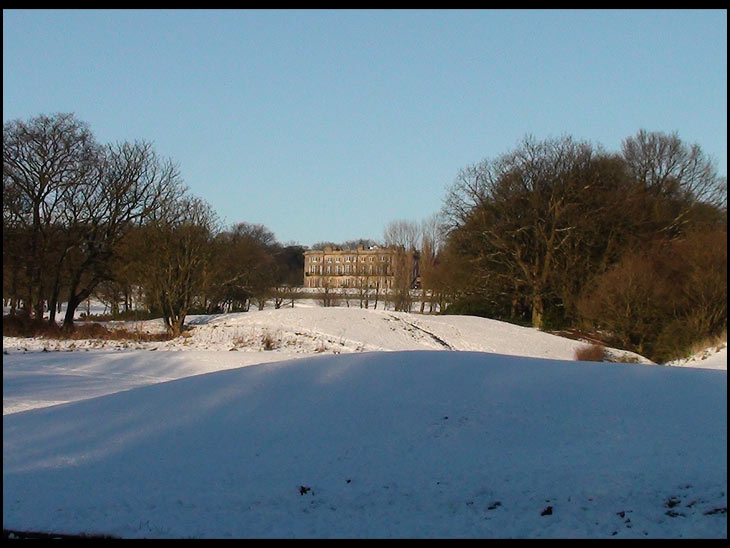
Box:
666;342;727;371
3;306;727;538
3;304;652;361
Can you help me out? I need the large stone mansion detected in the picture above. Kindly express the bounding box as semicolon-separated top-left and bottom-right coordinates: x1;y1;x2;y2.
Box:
303;244;418;290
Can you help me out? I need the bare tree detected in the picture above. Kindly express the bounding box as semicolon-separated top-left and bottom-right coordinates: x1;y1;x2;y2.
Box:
418;213;443;313
390;249;417;312
622;129;726;235
383;219;423;312
356;263;371;309
578;228;727;362
3;113;98;320
206;222;279;312
230;222;278;248
59;141;182;329
442;136;600;328
319;277;339;307
623;130;724;204
383;219;421;251
133;195;217;337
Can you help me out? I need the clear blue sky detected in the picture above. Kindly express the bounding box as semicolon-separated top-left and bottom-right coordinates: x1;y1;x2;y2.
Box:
4;9;727;247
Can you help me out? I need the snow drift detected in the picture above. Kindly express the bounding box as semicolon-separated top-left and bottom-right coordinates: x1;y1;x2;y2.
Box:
3;350;726;538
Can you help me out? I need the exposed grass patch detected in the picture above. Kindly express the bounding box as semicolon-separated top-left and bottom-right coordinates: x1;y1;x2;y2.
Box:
574;344;607;362
261;330;279;350
3;314;171;342
681;330;727;360
611;354;641;364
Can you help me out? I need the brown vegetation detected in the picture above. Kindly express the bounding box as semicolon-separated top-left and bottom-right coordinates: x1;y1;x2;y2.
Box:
260;331;279;351
4;114;725;365
578;229;727;363
574;344;608;362
439;130;726;362
2;315;171;342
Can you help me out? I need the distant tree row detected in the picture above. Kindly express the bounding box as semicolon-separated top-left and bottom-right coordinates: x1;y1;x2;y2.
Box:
434;131;726;361
309;238;379;251
3;113;303;336
4;114;726;360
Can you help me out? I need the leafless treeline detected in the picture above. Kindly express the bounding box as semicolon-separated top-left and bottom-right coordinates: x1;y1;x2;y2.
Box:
4;114;726;360
436;132;726;361
3;113;303;336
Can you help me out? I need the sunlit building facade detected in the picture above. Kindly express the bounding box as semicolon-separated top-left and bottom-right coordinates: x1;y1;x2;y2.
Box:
303;245;418;289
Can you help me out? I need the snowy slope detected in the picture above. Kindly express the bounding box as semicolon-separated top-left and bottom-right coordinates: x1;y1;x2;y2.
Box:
3;305;650;361
3;306;654;416
3;351;726;539
3;307;726;538
666;342;727;371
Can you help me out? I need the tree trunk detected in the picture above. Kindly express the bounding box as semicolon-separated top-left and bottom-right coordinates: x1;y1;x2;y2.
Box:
531;294;544;330
48;285;61;325
63;294;81;331
170;314;185;338
63;285;92;331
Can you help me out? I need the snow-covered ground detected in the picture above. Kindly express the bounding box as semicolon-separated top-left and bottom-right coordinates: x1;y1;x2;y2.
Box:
2;305;658;416
666;342;727;370
3;306;727;538
4;303;652;359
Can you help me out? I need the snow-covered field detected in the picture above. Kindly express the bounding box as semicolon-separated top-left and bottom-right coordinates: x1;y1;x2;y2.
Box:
3;305;727;538
4;303;653;359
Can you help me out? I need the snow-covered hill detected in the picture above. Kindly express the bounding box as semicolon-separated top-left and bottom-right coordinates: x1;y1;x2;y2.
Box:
3;306;727;538
4;304;650;361
2;306;658;416
666;342;727;370
3;351;726;538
